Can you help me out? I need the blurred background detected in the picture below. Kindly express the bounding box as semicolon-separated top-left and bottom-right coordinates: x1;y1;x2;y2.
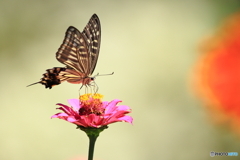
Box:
1;1;240;160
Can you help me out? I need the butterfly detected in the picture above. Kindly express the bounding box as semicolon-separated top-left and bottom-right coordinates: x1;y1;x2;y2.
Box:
28;14;103;89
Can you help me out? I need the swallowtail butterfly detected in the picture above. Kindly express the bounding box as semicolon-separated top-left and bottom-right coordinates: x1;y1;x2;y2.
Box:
28;14;104;89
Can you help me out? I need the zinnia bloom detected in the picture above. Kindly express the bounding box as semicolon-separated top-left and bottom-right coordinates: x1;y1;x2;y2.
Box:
193;12;240;134
51;93;133;128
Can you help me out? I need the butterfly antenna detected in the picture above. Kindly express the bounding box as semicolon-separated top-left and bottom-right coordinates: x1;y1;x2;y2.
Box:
94;72;114;77
26;82;40;87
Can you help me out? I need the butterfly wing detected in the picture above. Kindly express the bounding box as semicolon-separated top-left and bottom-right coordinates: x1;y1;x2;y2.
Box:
82;14;101;75
56;26;90;75
56;14;101;77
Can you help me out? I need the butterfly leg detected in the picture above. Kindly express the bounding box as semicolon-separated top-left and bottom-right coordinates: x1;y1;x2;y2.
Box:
93;82;99;94
88;81;98;94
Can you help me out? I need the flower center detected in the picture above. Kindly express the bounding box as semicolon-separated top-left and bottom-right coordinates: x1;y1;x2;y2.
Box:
78;94;105;115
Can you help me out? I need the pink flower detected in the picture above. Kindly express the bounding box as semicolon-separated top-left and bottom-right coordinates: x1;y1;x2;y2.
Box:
51;94;133;128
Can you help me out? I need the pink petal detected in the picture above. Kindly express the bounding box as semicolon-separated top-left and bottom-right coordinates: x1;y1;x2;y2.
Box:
108;99;122;108
51;112;68;118
78;115;95;127
57;106;78;117
68;99;81;110
117;105;131;111
86;114;98;127
56;104;73;115
104;99;122;114
66;116;78;122
118;115;133;124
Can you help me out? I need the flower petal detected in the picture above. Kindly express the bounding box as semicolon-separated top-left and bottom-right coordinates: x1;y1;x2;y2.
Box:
66;116;78;122
68;99;81;110
117;105;131;111
118;115;133;124
51;112;68;118
56;104;79;117
104;99;122;114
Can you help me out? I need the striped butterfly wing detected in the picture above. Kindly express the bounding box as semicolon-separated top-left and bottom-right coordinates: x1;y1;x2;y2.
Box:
82;14;101;75
27;14;101;89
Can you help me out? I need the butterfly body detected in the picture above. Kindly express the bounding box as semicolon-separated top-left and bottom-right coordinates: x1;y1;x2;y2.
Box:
28;14;101;89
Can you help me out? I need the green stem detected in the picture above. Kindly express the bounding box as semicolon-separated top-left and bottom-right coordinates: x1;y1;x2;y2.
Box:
77;126;108;160
87;134;98;160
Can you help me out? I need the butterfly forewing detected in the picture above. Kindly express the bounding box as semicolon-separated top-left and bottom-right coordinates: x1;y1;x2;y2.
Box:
56;26;89;74
82;14;101;74
28;14;101;89
56;14;101;76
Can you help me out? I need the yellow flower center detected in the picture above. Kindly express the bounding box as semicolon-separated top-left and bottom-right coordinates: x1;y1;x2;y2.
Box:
80;93;103;101
79;94;104;115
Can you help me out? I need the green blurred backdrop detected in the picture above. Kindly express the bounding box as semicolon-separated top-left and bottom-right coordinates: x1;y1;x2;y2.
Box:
1;1;240;160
